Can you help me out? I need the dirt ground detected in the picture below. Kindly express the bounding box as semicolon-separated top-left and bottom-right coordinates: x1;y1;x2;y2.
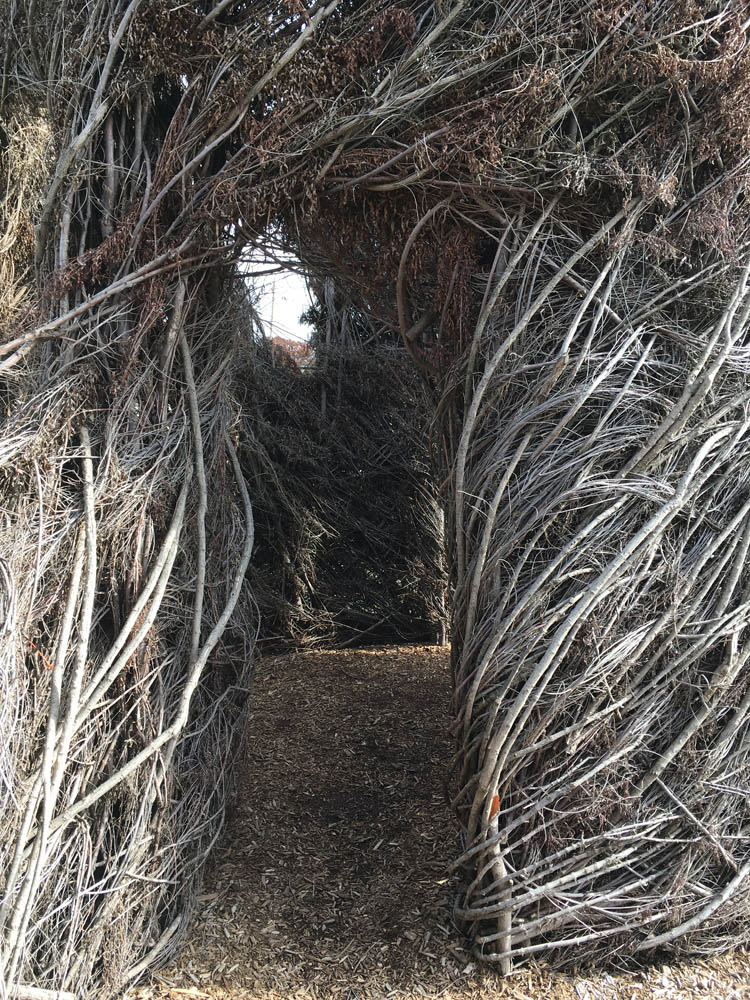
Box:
130;646;750;1000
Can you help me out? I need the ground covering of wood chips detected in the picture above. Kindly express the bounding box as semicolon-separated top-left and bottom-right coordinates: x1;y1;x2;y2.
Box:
130;646;750;1000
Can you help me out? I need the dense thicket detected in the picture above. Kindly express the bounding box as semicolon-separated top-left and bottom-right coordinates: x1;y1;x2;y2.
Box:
2;0;750;994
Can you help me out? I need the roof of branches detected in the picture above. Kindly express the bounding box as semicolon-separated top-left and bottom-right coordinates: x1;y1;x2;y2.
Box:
4;0;748;370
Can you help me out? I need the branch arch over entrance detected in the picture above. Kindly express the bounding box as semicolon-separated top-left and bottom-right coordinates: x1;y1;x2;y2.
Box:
2;0;750;993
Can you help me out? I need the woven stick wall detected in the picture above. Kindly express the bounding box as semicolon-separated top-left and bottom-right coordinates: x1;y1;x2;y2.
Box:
2;0;750;994
0;279;257;993
446;211;750;970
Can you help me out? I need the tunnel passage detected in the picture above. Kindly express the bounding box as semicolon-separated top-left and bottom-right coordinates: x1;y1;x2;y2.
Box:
237;318;448;653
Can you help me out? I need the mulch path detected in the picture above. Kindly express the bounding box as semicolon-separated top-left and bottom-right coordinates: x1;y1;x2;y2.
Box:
130;645;750;1000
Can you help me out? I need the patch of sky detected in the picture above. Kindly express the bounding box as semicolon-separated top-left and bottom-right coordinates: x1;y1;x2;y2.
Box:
241;251;314;343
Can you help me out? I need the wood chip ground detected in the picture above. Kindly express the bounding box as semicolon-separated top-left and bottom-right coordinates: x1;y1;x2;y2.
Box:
129;646;750;1000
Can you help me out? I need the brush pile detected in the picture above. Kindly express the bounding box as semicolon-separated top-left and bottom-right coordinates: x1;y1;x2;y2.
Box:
2;0;750;993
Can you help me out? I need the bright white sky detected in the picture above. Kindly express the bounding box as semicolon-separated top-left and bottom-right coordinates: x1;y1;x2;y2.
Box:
254;269;314;342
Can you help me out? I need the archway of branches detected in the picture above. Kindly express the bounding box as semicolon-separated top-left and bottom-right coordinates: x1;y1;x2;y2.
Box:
2;1;750;997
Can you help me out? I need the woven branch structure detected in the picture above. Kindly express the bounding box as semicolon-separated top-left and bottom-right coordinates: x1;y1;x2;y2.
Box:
2;0;750;994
